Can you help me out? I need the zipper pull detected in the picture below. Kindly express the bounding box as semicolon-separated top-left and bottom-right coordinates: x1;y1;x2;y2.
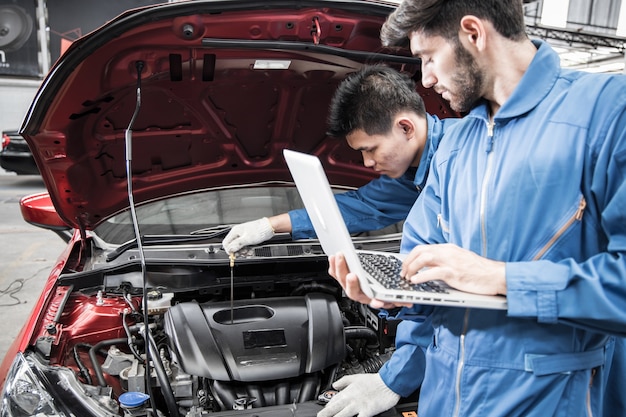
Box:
486;121;495;153
575;197;587;221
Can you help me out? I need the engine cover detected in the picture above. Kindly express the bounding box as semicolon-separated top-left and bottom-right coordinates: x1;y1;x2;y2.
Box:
163;293;345;382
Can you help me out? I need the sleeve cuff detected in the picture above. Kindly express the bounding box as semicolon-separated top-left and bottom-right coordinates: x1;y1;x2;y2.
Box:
288;209;315;240
506;261;568;323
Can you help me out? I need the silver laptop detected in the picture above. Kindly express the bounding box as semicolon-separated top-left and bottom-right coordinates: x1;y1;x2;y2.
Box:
283;149;507;310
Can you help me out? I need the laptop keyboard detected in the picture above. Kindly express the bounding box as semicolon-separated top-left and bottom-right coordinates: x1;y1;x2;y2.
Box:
358;253;449;293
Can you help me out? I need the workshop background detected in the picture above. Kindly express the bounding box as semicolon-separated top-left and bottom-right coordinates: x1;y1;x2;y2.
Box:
1;0;625;131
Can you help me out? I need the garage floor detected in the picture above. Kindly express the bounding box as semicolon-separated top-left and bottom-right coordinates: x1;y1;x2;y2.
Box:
0;170;66;362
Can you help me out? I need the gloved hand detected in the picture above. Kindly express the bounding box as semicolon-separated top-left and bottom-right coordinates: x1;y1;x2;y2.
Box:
317;373;401;417
222;217;275;253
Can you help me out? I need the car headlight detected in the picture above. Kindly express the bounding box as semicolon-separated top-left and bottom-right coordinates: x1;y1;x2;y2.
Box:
0;352;64;416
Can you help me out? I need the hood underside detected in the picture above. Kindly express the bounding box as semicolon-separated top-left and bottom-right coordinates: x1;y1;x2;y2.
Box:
20;0;455;230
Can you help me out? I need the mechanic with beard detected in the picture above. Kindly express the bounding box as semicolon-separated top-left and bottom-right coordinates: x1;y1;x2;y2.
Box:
222;64;458;417
327;1;626;416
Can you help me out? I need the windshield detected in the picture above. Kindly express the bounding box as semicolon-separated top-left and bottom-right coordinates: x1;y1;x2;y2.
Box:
94;186;304;244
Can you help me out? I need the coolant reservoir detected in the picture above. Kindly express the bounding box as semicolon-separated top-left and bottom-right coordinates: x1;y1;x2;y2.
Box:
119;391;150;416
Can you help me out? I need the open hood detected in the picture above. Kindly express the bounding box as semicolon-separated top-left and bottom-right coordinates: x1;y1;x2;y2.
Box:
20;0;455;231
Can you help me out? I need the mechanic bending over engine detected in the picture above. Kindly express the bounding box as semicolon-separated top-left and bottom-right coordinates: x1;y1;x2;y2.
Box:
222;64;458;417
328;1;626;416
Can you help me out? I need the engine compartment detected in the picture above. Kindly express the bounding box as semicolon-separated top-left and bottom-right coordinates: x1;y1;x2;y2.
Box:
27;260;406;416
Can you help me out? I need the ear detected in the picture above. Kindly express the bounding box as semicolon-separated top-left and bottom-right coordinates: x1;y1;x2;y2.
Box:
459;15;486;51
397;117;415;138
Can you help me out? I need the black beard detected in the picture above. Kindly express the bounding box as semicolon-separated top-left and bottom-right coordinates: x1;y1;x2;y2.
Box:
450;42;484;113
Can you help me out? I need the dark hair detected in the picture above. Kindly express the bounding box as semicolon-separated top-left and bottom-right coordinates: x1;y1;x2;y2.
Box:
326;65;426;137
380;0;527;48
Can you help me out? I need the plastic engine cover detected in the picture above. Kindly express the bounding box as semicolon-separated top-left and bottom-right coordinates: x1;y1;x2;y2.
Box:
163;293;345;382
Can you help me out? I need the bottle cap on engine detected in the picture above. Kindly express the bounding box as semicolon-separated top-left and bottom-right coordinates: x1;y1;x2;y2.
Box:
119;392;150;408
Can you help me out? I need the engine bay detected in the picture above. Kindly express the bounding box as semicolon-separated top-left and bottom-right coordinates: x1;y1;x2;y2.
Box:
26;257;408;416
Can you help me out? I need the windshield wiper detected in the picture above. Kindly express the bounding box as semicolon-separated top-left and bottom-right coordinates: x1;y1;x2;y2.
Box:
106;230;229;262
189;224;233;235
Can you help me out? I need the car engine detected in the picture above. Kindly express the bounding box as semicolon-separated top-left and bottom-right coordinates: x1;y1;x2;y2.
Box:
31;257;403;417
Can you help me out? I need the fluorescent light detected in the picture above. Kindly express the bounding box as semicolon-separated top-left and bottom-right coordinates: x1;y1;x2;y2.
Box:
253;60;291;70
540;0;569;28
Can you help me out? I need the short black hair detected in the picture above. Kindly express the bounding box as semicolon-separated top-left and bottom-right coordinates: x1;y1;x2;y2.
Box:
327;65;426;137
381;0;527;48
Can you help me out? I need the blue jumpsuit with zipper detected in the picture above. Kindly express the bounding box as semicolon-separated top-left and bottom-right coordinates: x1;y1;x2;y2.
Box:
288;114;457;398
397;40;626;416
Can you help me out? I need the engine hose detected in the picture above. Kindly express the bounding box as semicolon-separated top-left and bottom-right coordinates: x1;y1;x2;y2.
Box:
360;355;386;373
344;326;379;345
146;330;180;417
72;343;93;385
291;283;342;300
122;309;143;362
88;338;128;387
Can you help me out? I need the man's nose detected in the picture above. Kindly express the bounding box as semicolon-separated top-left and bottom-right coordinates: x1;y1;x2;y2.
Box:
421;67;436;89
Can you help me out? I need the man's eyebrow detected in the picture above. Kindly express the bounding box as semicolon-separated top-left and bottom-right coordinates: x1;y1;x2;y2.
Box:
411;48;424;58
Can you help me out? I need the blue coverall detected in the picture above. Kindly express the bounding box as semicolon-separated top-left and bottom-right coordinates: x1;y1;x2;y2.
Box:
399;40;626;416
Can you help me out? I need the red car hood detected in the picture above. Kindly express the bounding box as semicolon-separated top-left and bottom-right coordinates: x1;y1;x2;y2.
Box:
20;0;455;231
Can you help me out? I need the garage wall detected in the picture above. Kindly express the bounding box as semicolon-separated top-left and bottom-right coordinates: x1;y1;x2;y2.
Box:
0;0;41;132
0;0;161;133
0;78;39;131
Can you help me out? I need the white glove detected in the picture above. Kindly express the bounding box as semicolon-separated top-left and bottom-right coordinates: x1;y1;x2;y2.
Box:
317;373;401;417
222;217;275;253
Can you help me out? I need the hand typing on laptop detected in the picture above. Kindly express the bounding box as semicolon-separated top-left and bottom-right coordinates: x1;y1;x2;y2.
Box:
400;243;507;297
328;243;507;309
